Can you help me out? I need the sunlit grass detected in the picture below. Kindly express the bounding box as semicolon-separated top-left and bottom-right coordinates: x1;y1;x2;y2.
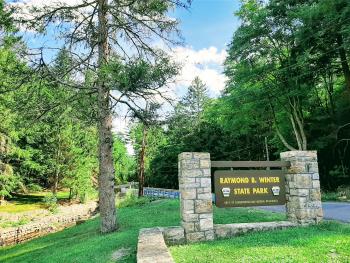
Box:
0;191;70;213
170;221;350;263
0;199;286;263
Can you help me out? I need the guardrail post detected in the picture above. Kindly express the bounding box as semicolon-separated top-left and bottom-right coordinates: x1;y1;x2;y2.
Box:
280;151;323;224
178;152;214;242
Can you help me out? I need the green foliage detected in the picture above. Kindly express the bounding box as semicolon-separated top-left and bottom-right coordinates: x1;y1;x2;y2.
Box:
321;191;341;202
116;191;150;208
113;136;136;185
0;45;100;202
220;0;350;190
0;199;288;262
338;185;350;200
26;183;43;193
0;163;17;199
43;193;58;213
143;0;350;191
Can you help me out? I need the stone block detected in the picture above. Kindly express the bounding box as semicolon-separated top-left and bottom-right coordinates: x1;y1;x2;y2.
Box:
181;159;200;170
181;169;203;178
312;180;320;189
179;177;196;184
182;213;198;222
162;227;185;246
181;222;195;232
182;200;194;212
178;152;193;160
289;189;309;197
197;193;212;200
312;173;320;180
202;169;211;177
199;213;213;220
199;217;213;231
181;189;196;200
200;159;210;169
295;174;312;188
193;152;210;159
294;209;309;220
307;201;322;209
316;208;323;217
204;230;215;240
197;187;211;194
200;178;211;188
310;189;321;201
137;228;175;263
195;200;212;214
186;232;206;242
309;162;319;173
214;225;231;239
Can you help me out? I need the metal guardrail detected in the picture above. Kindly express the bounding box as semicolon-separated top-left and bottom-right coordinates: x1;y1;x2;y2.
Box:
143;187;180;199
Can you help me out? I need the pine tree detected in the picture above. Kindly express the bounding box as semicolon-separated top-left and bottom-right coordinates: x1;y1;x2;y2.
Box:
179;76;209;124
15;0;191;232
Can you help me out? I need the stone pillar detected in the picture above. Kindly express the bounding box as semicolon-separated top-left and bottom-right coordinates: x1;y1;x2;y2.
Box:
178;152;214;243
280;151;323;224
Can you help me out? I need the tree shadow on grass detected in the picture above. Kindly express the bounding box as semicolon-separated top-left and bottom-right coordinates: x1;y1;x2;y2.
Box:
0;200;182;263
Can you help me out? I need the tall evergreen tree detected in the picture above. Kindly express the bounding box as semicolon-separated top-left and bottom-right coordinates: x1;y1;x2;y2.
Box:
15;0;191;232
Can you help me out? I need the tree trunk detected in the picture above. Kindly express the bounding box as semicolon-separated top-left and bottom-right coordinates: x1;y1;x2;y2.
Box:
97;0;117;233
264;136;270;170
337;34;350;91
269;100;296;151
52;133;61;197
290;113;302;150
292;106;307;150
275;126;296;151
52;173;58;197
138;124;147;197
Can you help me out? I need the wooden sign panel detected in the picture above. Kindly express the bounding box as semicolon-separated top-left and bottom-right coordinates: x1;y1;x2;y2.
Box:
214;170;286;208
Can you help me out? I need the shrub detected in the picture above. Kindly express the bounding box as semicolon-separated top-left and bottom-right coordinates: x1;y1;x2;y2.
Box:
337;185;350;200
27;183;43;192
43;194;58;213
321;191;339;201
116;190;150;208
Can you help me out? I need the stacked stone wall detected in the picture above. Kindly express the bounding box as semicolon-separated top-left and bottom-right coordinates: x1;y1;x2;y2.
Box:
0;201;98;246
178;152;214;242
280;151;323;224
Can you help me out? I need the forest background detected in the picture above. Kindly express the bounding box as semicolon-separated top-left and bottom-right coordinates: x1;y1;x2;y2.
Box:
1;0;350;204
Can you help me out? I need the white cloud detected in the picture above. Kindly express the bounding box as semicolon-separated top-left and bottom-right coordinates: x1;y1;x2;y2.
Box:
11;0;91;26
173;46;227;65
170;46;228;97
112;45;228;141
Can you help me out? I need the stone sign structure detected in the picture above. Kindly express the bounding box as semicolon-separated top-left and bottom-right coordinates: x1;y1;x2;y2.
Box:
280;151;323;224
178;151;323;243
136;150;324;261
178;152;214;242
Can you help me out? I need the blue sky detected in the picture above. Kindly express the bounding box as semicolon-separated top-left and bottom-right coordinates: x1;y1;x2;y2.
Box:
15;0;241;137
174;0;240;50
165;0;240;99
22;0;241;89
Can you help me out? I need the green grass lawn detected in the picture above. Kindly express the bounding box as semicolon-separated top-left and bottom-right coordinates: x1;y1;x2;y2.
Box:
171;222;350;263
1;199;348;263
0;191;70;213
0;199;286;263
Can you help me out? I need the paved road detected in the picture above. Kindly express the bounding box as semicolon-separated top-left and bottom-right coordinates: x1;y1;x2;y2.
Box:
258;202;350;222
